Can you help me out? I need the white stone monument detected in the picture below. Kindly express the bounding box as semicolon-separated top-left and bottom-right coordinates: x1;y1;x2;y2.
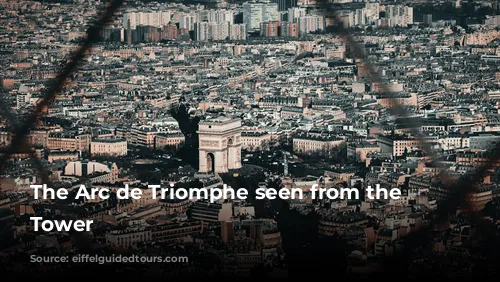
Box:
198;117;242;173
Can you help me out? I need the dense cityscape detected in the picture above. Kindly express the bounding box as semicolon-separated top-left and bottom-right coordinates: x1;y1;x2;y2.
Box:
0;0;500;278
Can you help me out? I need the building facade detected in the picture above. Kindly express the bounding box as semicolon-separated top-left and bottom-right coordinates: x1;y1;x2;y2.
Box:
198;117;242;173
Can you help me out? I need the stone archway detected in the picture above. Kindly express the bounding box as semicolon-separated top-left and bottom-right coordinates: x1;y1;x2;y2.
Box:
198;118;242;173
207;153;215;173
227;138;233;165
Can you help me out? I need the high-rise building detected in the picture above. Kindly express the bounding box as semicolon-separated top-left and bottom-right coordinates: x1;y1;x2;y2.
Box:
229;24;247;40
126;19;132;45
287;7;306;23
200;9;234;23
179;13;197;31
242;1;279;32
297;15;325;35
337;11;354;29
383;5;413;27
423;14;432;25
260;21;280;37
195;22;210;41
211;22;230;41
194;22;230;41
364;3;380;24
404;6;414;26
123;11;171;29
280;22;299;37
355;8;365;26
164;24;179;40
271;0;297;11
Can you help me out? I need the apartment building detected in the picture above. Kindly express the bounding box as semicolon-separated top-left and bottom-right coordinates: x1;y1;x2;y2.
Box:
106;227;152;248
240;131;271;151
150;221;203;244
90;138;127;157
155;132;185;149
191;201;232;224
47;132;91;152
377;134;423;157
293;134;344;154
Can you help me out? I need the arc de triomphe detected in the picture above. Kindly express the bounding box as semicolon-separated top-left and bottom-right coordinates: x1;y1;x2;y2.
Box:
197;117;242;174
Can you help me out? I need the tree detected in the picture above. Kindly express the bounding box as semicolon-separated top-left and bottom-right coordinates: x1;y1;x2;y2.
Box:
124;111;135;120
369;158;382;167
259;140;271;152
170;103;200;168
322;142;348;165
